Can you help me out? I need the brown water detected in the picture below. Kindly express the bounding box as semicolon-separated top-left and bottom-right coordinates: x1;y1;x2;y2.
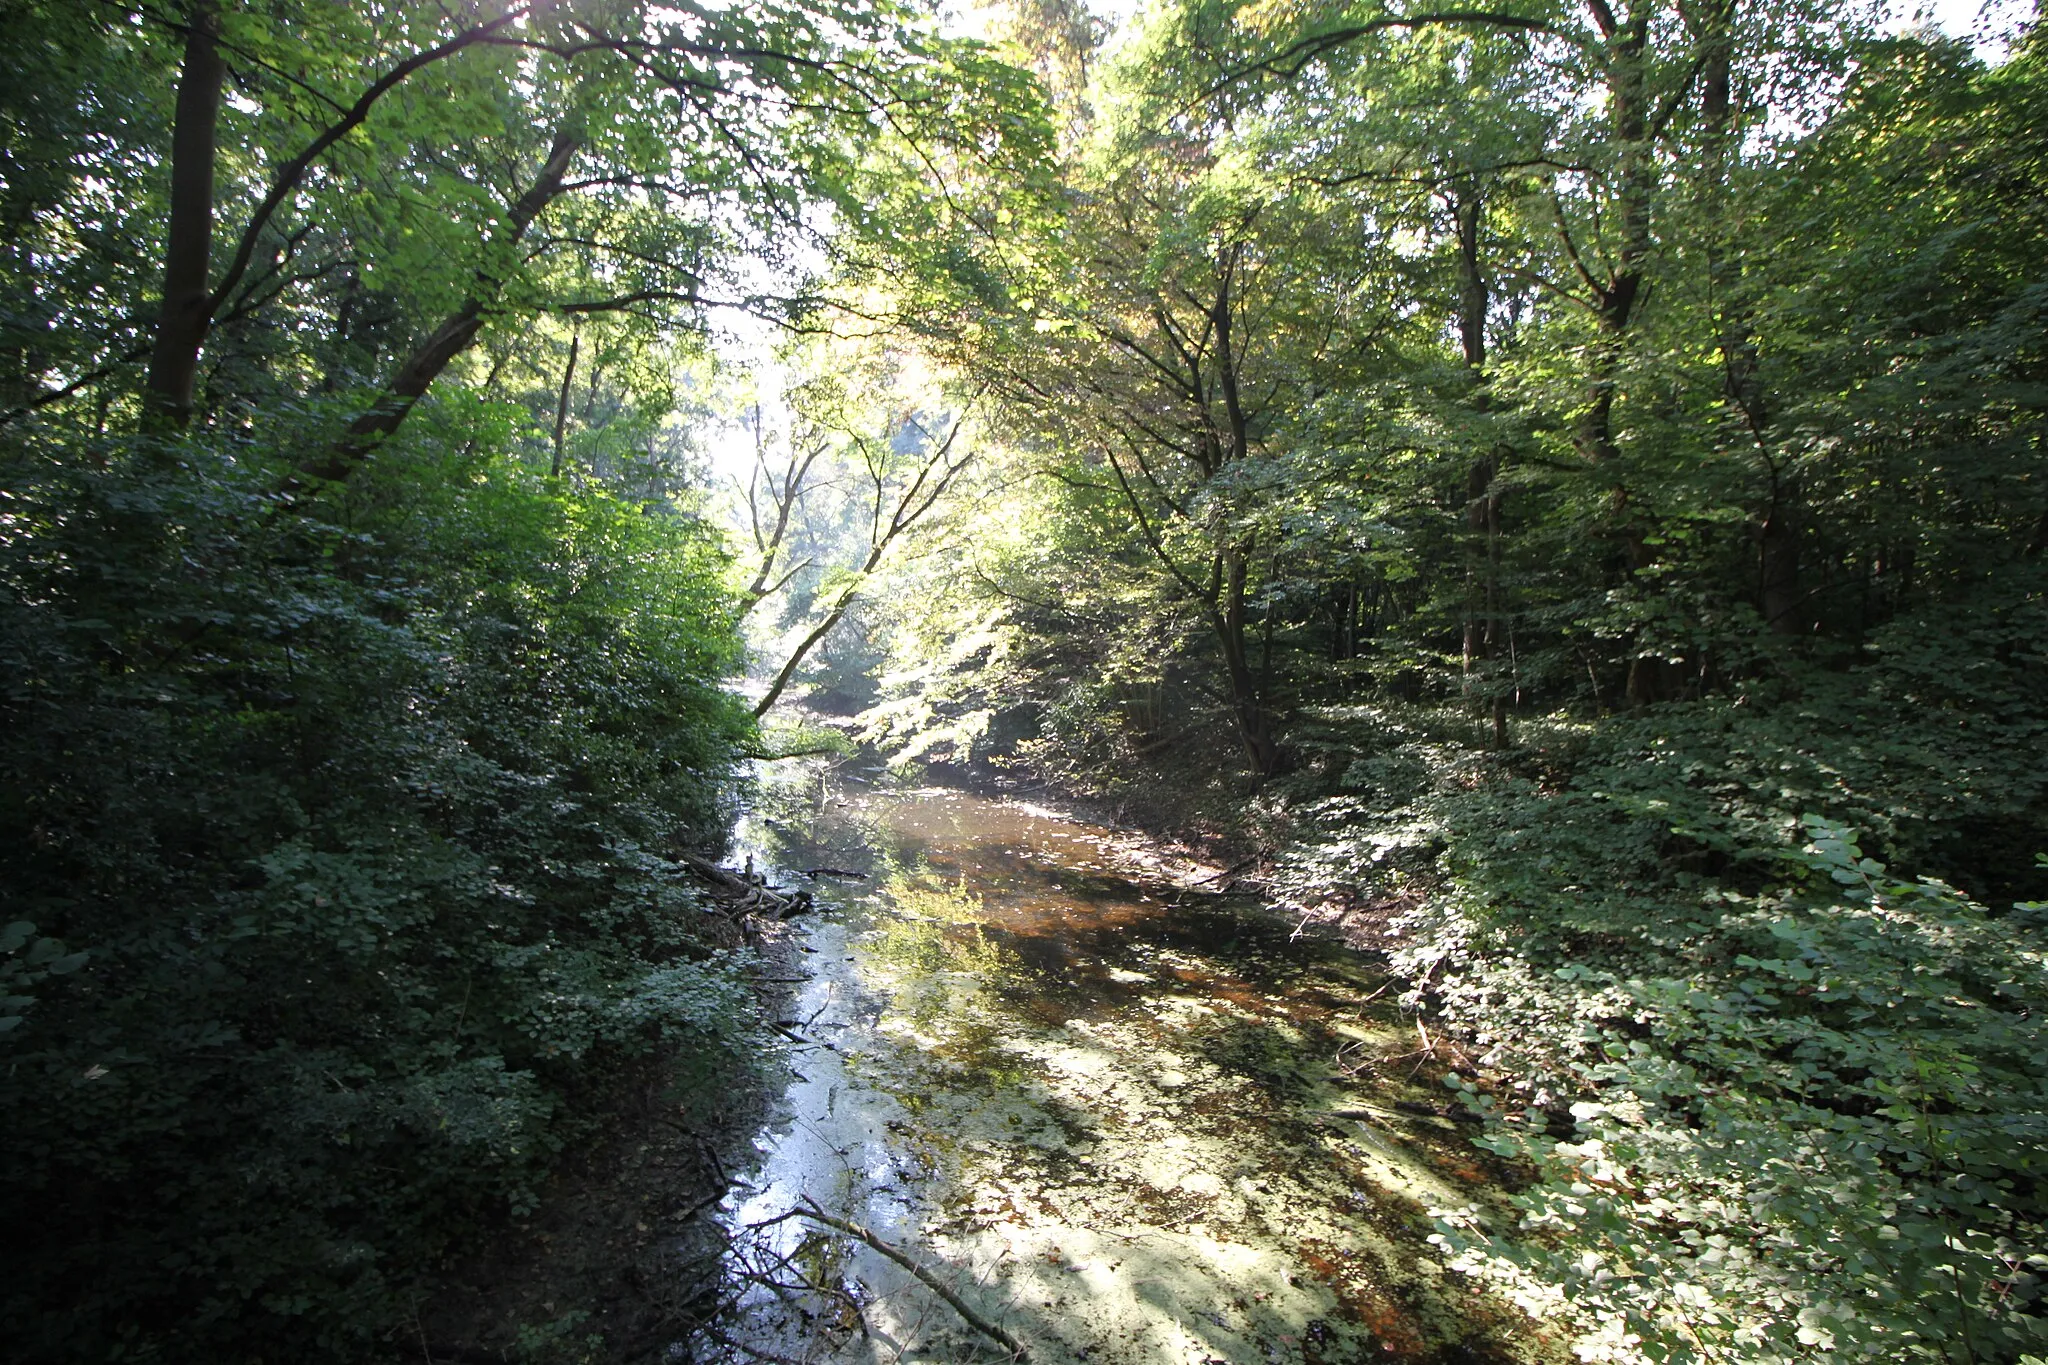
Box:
703;764;1540;1365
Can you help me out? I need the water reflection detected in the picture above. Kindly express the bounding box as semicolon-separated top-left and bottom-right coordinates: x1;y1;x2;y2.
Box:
706;765;1536;1365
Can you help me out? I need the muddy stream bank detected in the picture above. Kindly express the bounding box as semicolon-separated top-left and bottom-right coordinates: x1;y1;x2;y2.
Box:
698;762;1544;1365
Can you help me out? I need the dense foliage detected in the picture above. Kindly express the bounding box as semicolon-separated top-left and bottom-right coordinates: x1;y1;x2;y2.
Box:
0;1;1045;1360
829;1;2048;1360
1;422;757;1362
7;0;2045;1357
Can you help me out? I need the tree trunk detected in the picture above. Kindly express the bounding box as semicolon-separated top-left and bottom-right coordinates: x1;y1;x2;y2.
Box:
1696;0;1804;637
1759;511;1803;634
552;326;580;477
1463;456;1498;656
753;591;856;719
1456;183;1490;685
1214;546;1284;778
1597;4;1671;705
143;1;225;429
1453;182;1509;744
1206;251;1284;777
1455;186;1488;373
307;130;581;482
1577;3;1653;466
751;415;974;718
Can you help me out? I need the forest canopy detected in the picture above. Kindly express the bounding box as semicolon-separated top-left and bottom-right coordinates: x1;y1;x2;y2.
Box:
799;0;2048;1359
2;0;2044;1361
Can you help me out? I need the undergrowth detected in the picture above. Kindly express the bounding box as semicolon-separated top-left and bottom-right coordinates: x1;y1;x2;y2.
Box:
1265;599;2048;1363
0;428;766;1362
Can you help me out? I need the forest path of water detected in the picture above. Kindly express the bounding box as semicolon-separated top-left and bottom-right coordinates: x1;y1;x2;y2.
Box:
705;764;1542;1365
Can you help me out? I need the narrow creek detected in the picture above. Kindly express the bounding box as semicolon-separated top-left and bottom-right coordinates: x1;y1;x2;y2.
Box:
702;761;1538;1365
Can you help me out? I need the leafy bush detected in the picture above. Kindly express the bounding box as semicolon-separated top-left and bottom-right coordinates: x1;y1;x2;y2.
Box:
1267;621;2048;1363
1432;820;2048;1363
0;424;758;1363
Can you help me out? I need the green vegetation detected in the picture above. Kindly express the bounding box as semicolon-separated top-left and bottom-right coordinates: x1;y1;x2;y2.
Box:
6;0;2045;1360
1;426;757;1361
826;2;2048;1361
0;1;1040;1360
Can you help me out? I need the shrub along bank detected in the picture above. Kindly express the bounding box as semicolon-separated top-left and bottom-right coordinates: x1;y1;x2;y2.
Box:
0;425;760;1363
1264;591;2048;1363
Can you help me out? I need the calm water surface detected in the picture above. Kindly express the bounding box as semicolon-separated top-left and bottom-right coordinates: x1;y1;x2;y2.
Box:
703;764;1535;1365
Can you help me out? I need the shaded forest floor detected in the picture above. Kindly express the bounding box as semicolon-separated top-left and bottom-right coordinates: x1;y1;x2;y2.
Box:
415;1043;764;1365
415;914;810;1365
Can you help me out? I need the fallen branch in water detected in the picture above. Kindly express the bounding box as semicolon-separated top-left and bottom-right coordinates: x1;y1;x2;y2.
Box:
674;851;812;919
768;1021;841;1054
797;1199;1028;1361
1187;855;1260;887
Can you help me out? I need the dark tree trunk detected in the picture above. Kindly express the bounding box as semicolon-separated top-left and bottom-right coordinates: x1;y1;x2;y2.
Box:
1455;186;1488;372
1759;511;1803;633
1596;4;1680;705
143;1;225;429
552;326;580;477
1577;3;1652;466
1456;182;1490;685
1208;252;1285;777
1700;0;1804;637
1453;182;1509;744
320;266;360;394
1214;547;1285;778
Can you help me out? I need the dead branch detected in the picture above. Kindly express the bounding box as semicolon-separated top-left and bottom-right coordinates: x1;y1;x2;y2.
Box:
796;1200;1028;1361
675;852;813;918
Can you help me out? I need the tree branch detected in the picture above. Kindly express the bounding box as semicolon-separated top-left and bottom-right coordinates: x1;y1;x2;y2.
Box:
1197;11;1585;106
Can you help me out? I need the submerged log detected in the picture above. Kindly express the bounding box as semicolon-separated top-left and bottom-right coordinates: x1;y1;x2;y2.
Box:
675;850;752;893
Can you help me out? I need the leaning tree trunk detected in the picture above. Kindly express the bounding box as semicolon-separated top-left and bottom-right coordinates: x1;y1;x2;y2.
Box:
551;325;579;477
305;130;581;483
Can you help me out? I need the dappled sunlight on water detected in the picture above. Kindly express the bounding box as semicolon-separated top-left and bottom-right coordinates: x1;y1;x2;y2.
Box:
706;768;1543;1365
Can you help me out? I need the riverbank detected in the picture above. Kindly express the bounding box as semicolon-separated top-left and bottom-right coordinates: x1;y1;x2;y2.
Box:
406;858;806;1362
413;1050;755;1364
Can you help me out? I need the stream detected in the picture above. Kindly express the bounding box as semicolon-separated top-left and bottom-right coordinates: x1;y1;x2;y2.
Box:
701;762;1535;1365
